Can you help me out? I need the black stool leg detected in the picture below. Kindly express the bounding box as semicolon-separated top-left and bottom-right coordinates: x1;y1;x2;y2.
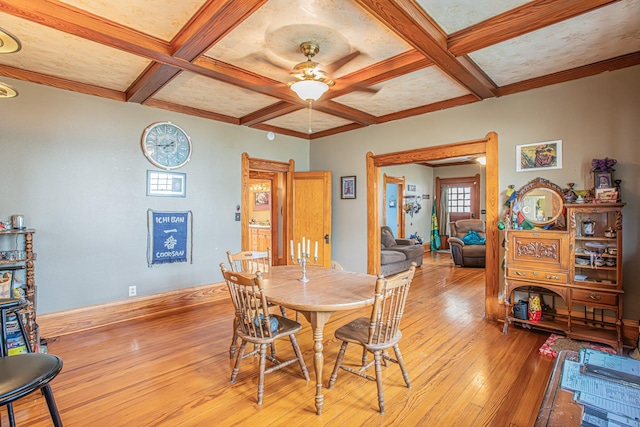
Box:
42;385;63;427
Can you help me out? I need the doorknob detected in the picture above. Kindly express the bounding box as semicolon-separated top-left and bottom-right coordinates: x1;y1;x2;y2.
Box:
325;234;330;243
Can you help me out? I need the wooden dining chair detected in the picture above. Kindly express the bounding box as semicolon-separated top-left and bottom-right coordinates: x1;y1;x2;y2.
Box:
220;264;310;405
226;249;277;359
328;263;417;414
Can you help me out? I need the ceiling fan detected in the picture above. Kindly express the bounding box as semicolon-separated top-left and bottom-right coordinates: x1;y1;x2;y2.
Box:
287;42;374;102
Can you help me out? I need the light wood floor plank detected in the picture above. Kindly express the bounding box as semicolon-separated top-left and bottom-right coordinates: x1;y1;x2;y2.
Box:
4;253;555;426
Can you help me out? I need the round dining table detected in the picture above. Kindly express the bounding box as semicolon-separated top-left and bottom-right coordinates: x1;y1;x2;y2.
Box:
261;265;377;415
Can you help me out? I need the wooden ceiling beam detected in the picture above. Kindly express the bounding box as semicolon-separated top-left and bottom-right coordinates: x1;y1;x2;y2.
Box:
355;0;496;99
172;0;267;60
126;63;181;103
143;98;239;125
313;100;378;125
449;0;622;56
250;123;311;140
240;102;304;127
309;123;368;140
377;94;478;124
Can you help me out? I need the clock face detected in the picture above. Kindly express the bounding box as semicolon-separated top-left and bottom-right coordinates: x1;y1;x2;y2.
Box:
141;122;192;170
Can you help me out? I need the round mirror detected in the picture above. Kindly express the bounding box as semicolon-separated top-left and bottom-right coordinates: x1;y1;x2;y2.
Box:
517;178;564;227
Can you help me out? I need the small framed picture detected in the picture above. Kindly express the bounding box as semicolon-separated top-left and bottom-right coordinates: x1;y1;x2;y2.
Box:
595;187;618;202
594;170;613;189
147;170;186;197
516;140;562;172
254;191;271;210
341;176;356;199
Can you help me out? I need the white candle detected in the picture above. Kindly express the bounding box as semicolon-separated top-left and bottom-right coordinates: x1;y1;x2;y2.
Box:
307;239;310;256
290;240;294;257
297;243;301;259
302;237;306;255
314;241;318;258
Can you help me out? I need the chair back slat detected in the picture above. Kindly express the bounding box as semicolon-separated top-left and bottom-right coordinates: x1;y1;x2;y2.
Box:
368;265;416;346
220;264;274;339
227;249;272;274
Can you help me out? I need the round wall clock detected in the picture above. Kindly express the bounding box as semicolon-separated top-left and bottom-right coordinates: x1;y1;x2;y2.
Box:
141;121;192;170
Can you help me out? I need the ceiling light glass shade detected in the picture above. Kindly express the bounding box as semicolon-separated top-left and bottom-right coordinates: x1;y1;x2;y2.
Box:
290;80;329;101
0;27;22;54
0;82;18;98
476;156;487;165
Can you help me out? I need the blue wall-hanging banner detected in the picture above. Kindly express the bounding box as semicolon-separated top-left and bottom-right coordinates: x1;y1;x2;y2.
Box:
147;210;193;267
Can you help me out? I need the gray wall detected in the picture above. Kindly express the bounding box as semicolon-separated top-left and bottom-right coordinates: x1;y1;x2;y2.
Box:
1;77;309;313
311;65;640;319
2;65;638;319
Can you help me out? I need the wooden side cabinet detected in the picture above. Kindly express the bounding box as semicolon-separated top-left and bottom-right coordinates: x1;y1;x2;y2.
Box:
249;226;271;252
0;228;38;351
504;204;625;353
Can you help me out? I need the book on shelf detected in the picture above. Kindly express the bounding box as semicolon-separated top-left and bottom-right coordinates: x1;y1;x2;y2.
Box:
579;348;640;389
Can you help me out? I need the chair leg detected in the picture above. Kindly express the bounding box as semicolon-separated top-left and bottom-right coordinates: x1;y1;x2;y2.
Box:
231;341;247;383
41;384;63;427
6;402;16;427
328;341;348;389
288;334;310;381
361;347;368;366
229;318;238;359
373;350;385;414
257;344;267;405
393;344;411;388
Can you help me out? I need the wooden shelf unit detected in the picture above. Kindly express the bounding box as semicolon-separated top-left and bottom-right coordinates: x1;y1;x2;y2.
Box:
504;203;625;353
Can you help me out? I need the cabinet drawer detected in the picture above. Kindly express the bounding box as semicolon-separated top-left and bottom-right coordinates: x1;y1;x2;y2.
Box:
507;267;567;284
572;289;618;306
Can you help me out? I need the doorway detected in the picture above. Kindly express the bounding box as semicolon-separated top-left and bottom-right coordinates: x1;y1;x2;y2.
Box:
383;174;405;238
366;132;500;320
435;174;481;250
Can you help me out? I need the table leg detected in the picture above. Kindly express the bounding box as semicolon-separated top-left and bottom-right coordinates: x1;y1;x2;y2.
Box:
300;310;334;415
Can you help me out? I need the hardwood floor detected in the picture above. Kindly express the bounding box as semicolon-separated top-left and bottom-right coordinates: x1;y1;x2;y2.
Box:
6;253;555;426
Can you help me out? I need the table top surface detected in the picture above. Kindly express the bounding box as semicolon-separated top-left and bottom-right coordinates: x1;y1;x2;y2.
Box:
536;350;582;427
261;265;377;312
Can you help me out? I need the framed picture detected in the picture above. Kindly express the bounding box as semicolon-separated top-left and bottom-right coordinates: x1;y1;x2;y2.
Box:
595;187;618;202
516;140;562;172
341;176;356;199
254;191;270;210
146;170;186;197
594;170;613;189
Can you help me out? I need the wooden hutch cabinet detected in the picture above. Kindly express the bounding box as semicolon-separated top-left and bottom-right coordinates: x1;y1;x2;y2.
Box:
503;178;625;353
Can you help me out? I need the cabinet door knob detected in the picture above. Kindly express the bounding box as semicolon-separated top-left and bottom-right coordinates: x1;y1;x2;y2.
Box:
588;293;601;301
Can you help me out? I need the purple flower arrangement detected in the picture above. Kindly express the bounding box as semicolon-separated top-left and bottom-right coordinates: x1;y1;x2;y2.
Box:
591;157;617;172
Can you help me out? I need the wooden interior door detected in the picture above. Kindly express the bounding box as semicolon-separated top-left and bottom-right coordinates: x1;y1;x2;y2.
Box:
291;171;332;267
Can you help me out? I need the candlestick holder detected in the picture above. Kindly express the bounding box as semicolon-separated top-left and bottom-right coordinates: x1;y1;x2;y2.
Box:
291;251;318;282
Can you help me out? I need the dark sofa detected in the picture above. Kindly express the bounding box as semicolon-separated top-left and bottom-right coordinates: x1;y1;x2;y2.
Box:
380;226;424;276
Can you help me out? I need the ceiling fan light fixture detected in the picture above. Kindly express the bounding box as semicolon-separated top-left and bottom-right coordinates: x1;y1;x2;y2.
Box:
290;79;329;101
0;27;22;54
0;82;18;98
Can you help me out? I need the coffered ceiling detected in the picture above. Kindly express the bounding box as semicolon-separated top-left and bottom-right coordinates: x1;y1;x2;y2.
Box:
1;0;638;140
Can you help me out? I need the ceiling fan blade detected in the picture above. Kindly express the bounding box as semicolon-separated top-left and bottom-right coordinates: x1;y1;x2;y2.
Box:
325;50;361;75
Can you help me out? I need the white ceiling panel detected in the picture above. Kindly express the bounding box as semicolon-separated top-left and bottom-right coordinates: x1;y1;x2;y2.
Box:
470;0;640;86
417;0;530;34
265;107;352;134
0;13;150;91
335;67;469;116
59;0;208;41
154;71;279;118
204;0;412;82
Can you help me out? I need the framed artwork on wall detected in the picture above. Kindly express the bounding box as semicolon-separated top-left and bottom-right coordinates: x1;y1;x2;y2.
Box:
516;140;562;172
341;176;356;199
254;191;270;210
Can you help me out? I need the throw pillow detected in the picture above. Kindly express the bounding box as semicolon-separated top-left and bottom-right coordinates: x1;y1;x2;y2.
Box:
460;230;486;245
381;230;397;248
253;314;279;332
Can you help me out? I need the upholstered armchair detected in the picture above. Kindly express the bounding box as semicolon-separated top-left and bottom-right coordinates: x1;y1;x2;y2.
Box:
448;219;486;268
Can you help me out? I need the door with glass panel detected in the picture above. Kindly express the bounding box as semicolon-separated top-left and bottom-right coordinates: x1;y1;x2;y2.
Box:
435;175;480;250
